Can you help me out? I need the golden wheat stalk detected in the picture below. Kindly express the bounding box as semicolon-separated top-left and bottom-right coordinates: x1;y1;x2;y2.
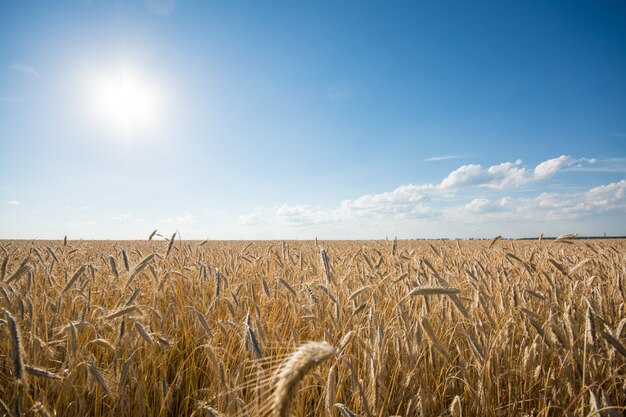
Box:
271;341;335;417
408;286;461;296
2;309;26;384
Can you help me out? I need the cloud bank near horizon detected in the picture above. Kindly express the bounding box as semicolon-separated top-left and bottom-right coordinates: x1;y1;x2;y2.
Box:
237;155;625;236
2;155;624;239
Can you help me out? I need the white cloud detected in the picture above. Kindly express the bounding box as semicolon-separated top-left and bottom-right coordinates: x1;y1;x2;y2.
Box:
11;63;39;77
439;155;589;190
449;179;626;223
240;183;437;227
438;160;537;190
564;179;626;213
463;198;491;213
237;155;620;230
486;161;531;189
534;155;573;179
439;164;491;189
272;183;436;226
5;200;20;205
447;197;511;219
339;184;435;218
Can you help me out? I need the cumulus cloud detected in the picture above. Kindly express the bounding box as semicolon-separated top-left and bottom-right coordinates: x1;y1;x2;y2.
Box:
439;164;489;189
463;198;491;213
446;197;512;219
271;183;436;226
449;179;626;223
11;63;39;77
438;161;532;190
534;155;573;179
438;155;591;190
238;155;616;229
339;184;434;218
487;161;531;188
239;183;437;227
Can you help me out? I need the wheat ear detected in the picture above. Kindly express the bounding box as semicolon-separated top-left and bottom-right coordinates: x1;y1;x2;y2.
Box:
272;341;335;417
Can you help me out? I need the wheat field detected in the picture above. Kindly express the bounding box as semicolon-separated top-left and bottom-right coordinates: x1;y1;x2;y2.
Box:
0;237;624;417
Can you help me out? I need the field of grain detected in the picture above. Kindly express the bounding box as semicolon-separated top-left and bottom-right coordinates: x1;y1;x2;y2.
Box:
0;238;624;416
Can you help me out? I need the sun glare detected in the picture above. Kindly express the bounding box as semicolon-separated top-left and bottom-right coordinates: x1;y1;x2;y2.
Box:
87;68;162;137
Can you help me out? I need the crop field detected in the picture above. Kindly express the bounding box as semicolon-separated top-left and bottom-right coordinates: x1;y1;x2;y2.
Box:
0;238;624;417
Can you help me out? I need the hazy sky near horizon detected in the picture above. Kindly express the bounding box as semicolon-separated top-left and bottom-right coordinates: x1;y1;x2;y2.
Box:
1;0;625;239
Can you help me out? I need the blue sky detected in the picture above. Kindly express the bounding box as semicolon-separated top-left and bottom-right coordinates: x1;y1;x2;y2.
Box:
1;0;625;239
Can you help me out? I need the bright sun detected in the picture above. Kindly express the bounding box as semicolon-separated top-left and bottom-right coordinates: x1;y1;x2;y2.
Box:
87;68;162;137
